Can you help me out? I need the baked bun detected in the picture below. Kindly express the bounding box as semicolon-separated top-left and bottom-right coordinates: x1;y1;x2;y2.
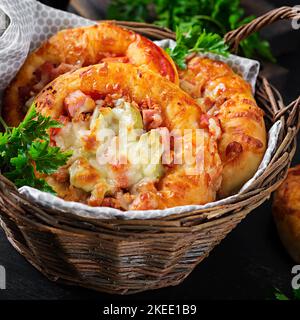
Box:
34;62;222;210
273;165;300;263
179;57;267;197
3;22;178;126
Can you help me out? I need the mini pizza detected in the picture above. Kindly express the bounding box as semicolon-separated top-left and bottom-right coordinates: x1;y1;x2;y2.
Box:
179;57;267;197
3;22;178;126
33;62;222;210
273;165;300;263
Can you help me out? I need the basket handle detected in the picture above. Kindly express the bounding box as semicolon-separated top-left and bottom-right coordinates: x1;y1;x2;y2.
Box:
224;6;300;53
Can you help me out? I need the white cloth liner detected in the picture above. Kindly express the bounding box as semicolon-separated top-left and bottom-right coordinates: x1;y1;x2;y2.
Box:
0;0;281;220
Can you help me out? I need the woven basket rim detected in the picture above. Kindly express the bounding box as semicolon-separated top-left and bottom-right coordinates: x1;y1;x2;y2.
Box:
0;6;299;225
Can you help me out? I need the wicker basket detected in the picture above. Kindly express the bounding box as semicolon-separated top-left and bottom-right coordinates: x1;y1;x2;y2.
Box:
0;6;299;295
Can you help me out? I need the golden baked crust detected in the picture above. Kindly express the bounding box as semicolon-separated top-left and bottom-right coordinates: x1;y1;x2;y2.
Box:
273;165;300;263
34;62;222;210
3;22;178;127
179;57;267;197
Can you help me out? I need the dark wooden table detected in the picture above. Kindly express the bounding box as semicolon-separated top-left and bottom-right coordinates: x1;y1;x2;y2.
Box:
0;0;299;300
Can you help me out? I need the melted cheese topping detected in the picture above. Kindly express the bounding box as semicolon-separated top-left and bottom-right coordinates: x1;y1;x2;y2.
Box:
54;98;164;203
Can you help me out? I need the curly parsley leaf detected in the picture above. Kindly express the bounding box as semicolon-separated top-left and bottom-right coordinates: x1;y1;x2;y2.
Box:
192;30;229;56
274;287;300;301
29;140;72;175
0;104;72;193
166;23;229;69
166;45;187;69
274;288;289;301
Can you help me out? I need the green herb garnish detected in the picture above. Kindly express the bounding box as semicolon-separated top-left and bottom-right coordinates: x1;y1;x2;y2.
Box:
166;23;229;69
0;105;72;193
274;287;300;301
107;0;275;62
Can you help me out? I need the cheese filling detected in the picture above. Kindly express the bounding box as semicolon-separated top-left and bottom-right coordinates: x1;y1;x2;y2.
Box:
54;97;165;206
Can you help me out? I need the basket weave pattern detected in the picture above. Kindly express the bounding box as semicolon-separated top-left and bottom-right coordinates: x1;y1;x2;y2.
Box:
0;6;299;294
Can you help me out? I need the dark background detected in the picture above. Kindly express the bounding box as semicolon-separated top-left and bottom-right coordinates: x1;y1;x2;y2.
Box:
0;0;299;300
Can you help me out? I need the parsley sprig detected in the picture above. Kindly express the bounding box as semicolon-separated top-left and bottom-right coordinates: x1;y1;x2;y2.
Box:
274;287;300;301
166;23;229;69
107;0;275;62
0;105;72;193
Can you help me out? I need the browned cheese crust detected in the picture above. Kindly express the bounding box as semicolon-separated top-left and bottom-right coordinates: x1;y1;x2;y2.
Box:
273;165;300;263
179;57;267;197
3;22;178;126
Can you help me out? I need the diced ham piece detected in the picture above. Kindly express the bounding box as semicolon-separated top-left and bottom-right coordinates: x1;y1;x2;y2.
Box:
142;108;163;130
49;115;70;145
52;166;70;183
33;62;78;92
64;90;95;118
199;113;210;129
225;141;243;162
208;117;222;140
